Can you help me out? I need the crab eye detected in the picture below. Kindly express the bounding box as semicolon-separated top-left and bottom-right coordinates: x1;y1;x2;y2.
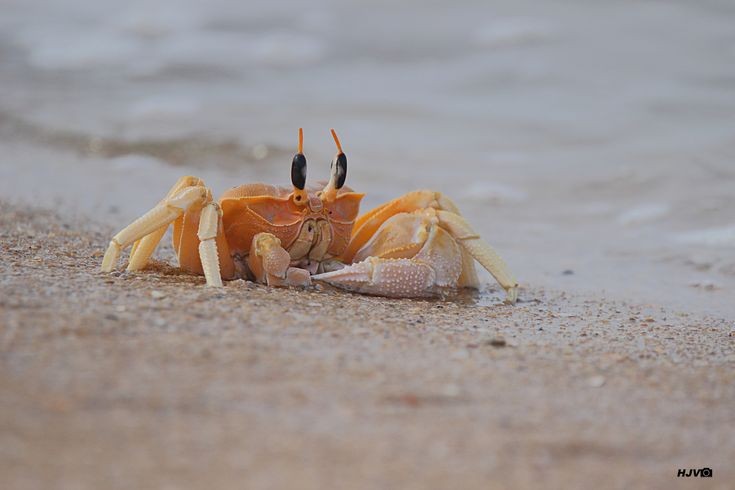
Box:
291;128;307;192
329;129;347;190
291;153;307;190
333;153;347;189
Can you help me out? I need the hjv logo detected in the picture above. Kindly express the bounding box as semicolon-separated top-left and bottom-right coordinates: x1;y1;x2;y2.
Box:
677;467;713;478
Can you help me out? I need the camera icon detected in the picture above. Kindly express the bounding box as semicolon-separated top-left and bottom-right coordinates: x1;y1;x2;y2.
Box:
700;467;713;478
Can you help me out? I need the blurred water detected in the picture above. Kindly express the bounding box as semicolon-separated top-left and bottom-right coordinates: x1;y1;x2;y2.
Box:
1;0;734;316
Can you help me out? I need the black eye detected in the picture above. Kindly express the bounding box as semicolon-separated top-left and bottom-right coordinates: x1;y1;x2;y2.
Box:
334;153;347;189
291;153;307;190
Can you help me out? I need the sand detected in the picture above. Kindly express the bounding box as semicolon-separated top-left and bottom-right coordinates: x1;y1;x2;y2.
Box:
3;1;735;487
1;200;733;490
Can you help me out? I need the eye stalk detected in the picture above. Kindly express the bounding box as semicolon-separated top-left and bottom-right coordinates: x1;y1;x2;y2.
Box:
291;128;308;203
322;128;347;202
333;152;347;190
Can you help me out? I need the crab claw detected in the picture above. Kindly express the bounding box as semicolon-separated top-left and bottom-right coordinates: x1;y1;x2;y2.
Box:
248;232;311;287
312;256;439;298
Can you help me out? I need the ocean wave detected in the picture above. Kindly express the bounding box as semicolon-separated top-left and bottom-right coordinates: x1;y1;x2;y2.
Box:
473;18;555;49
461;181;527;204
0;112;289;168
11;3;325;73
677;225;735;247
616;203;670;226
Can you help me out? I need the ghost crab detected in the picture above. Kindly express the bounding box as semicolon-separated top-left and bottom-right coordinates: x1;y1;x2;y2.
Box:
101;129;518;302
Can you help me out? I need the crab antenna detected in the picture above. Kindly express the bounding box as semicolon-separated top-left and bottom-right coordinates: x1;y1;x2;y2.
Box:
330;128;343;154
298;127;304;154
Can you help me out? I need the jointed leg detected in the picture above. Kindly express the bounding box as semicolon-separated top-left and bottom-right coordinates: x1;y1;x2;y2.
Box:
436;210;518;303
127;228;167;271
197;202;224;288
127;176;203;271
341;190;518;302
343;190;438;262
101;184;210;273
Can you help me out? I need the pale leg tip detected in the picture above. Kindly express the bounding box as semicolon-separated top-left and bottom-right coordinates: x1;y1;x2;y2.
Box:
504;286;518;305
100;241;121;272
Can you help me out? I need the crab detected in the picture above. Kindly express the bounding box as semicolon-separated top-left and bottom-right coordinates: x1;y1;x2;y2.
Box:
100;129;518;302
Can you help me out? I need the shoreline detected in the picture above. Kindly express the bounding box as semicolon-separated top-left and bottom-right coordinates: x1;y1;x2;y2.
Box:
2;200;733;489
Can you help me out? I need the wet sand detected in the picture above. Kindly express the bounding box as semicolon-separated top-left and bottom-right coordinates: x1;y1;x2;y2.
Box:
1;201;733;490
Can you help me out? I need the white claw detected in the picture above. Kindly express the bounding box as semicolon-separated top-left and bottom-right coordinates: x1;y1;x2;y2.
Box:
312;257;438;298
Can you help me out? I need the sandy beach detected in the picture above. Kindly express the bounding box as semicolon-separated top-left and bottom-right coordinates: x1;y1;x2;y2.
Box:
2;0;735;488
1;202;733;489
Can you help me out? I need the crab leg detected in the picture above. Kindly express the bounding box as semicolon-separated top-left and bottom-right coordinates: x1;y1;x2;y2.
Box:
126;227;168;271
436;210;518;304
342;190;438;262
197;203;224;287
127;176;204;271
100;185;210;273
343;190;518;302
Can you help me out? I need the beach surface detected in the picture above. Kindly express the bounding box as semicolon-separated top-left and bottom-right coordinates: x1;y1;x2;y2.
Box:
1;202;733;489
2;0;735;488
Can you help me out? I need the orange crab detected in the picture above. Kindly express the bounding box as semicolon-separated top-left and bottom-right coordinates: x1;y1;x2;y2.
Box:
100;129;518;302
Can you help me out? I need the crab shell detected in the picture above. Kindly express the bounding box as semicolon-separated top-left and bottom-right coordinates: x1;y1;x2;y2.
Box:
204;183;363;275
